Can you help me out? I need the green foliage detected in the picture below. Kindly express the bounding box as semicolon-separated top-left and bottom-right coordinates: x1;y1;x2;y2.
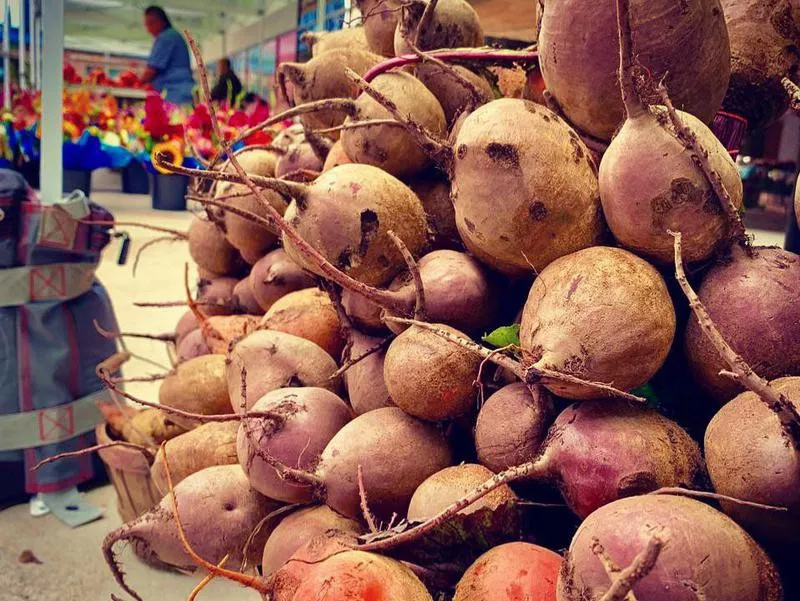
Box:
483;324;520;348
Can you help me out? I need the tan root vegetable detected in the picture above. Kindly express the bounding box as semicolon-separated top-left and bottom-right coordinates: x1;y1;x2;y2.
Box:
158;355;232;429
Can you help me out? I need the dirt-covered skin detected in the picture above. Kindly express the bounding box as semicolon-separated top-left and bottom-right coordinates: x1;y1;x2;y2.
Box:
407;464;517;521
452;99;605;276
705;377;800;545
150;421;240;495
248;248;316;313
306;27;370;57
684;246;800;403
282;164;430;287
158;355;232;429
261;288;345;359
280;48;382;132
600;109;744;264
722;0;800;130
538;401;706;518
187;217;243;276
317;407;454;520
415;63;494;127
557;495;783;601
275;142;324;178
217;147;286;263
356;0;402;56
342;71;447;179
409;172;461;250
289;551;433;601
538;0;731;142
520;247;676;399
454;542;562;601
237;387;352;503
394;0;484;54
384;324;482;421
262;506;361;576
226;330;341;412
103;466;280;579
343;331;394;415
475;383;553;473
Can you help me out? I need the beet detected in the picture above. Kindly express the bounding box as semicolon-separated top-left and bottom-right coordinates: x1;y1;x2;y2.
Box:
408;172;460;250
384;324;481;421
174;310;199;344
538;0;731;142
322;139;353;171
342;330;394;415
356;0;402;56
176;328;211;362
305;27;370;57
248;248;316;312
599;0;744;264
317;406;454;520
232;277;262;315
226;330;341;411
197;277;238;316
280;164;430;287
684;246;800;403
187;216;243;277
275;142;324;178
722;0;800;130
451;98;605;276
558;495;783;601
341;288;387;333
475;383;553;474
341;71;447;179
520;246;676;399
415;63;494;127
237;387;353;503
394;0;484;55
705;376;800;546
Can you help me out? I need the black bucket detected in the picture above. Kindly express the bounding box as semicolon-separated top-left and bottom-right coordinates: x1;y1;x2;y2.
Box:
63;170;92;195
151;173;188;211
121;161;150;194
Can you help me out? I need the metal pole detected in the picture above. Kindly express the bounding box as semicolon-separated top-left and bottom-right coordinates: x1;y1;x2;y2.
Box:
316;0;327;31
19;0;26;89
3;0;10;108
40;0;63;203
28;0;35;88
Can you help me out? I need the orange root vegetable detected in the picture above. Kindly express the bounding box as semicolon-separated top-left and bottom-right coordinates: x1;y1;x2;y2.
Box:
150;421;240;494
454;542;562;601
289;550;433;601
475;383;553;474
538;0;730;142
520;246;676;399
226;330;341;412
261;288;346;359
262;505;361;576
158;355;232;429
201;314;261;354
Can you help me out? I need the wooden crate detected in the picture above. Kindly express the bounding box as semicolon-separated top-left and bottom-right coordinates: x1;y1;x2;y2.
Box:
95;424;161;523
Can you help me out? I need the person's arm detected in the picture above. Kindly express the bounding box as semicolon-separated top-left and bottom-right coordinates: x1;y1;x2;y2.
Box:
144;33;170;84
140;67;157;84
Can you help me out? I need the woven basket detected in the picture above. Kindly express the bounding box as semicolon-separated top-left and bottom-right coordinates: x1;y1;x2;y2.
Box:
95;423;161;523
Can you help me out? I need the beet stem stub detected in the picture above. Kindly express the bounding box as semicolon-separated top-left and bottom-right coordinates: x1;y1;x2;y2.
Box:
615;0;646;119
597;535;664;601
670;231;800;451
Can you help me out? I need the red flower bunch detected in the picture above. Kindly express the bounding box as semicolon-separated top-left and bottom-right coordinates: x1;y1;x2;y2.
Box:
142;93;184;140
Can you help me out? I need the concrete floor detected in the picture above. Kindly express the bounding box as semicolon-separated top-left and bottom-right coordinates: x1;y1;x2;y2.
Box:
0;170;790;601
0;175;258;601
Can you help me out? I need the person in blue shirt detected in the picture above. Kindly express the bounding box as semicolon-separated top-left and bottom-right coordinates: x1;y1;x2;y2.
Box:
140;6;195;105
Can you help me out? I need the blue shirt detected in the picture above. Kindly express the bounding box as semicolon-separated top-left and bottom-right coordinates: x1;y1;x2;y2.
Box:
148;27;195;105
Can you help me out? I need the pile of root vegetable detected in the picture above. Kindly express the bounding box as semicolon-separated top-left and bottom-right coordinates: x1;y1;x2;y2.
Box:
52;0;800;599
